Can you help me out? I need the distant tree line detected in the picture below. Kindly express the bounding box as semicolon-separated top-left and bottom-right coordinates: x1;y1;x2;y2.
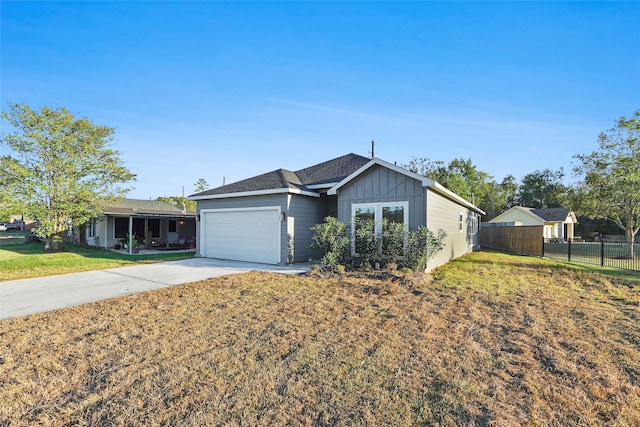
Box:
2;102;637;252
403;157;568;219
406;110;639;243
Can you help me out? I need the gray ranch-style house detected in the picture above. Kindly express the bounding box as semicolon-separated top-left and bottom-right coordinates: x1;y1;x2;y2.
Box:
189;153;485;269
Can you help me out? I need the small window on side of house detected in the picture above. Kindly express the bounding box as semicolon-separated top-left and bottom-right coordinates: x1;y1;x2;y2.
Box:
168;220;177;233
458;212;464;233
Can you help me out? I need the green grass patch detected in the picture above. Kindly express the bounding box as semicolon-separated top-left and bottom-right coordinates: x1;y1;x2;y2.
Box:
0;233;195;281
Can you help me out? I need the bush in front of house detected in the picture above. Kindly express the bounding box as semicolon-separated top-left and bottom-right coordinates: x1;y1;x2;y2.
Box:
405;227;447;272
310;217;446;272
309;217;351;270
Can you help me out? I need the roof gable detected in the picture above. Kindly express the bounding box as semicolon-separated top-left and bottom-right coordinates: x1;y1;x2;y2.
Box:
187;153;484;215
327;158;484;214
489;206;545;224
490;206;575;224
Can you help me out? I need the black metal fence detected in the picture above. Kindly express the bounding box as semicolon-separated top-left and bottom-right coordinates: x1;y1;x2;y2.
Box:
543;239;640;272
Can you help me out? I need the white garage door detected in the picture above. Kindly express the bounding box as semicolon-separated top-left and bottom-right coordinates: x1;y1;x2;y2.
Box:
202;208;281;264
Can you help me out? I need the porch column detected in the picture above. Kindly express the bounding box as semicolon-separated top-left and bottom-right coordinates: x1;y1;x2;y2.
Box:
129;215;133;255
104;216;108;249
557;222;564;241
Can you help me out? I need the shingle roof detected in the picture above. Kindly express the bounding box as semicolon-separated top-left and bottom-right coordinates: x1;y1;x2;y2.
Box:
103;199;188;216
295;153;371;186
191;153;371;197
529;207;571;222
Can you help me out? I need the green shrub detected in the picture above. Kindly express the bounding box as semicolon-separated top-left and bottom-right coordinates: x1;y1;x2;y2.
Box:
311;217;447;272
309;217;350;270
381;219;407;264
406;227;447;272
353;217;379;265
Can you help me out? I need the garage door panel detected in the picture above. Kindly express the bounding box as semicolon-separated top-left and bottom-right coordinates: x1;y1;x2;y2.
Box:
202;209;280;264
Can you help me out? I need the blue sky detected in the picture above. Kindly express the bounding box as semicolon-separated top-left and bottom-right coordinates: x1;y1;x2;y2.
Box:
2;1;639;199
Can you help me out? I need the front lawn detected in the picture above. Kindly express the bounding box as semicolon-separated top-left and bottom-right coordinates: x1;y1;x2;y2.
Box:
0;232;195;281
1;251;638;425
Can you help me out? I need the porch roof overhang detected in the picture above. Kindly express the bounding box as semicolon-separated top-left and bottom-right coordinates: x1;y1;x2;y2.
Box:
102;209;196;219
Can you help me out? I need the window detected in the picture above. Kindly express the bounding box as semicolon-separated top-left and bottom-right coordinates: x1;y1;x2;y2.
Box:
168;220;177;233
148;219;160;238
352;202;408;255
458;212;464;233
115;217;129;238
87;218;96;238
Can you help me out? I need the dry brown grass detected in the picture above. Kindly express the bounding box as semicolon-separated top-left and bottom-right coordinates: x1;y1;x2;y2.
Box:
1;251;639;426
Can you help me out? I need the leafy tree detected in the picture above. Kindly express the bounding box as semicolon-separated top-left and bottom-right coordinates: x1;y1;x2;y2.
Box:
1;104;135;251
157;196;197;213
499;174;518;210
572;111;640;257
405;157;501;218
194;178;210;193
514;168;566;208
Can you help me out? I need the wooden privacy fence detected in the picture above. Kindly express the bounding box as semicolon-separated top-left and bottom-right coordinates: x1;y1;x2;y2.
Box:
480;225;543;256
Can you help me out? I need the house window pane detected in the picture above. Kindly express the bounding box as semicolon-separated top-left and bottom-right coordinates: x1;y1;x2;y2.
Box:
352;202;408;257
168;220;177;233
355;207;375;221
87;218;96;238
383;206;405;224
115;217;128;238
132;219;145;241
148;219;160;238
354;206;375;254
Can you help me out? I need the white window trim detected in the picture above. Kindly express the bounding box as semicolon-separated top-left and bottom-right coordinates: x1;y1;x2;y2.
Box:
351;201;409;256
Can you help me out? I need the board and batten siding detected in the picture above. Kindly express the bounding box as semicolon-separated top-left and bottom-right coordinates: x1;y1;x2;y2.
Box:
426;188;479;270
286;194;326;263
336;164;426;230
196;194;288;263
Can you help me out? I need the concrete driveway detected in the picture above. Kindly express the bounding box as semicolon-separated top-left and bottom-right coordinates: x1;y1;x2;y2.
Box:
0;258;311;320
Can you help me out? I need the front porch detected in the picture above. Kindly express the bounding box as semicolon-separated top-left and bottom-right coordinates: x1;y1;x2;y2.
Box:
108;247;196;256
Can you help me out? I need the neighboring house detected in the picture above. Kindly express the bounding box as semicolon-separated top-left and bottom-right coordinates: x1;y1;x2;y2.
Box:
487;206;577;241
189;153;485;269
84;199;196;250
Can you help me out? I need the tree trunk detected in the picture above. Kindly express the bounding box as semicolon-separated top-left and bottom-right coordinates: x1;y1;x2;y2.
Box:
626;228;635;259
45;212;68;252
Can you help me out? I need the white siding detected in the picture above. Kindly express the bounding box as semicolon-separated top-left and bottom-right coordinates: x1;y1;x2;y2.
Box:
490;208;544;226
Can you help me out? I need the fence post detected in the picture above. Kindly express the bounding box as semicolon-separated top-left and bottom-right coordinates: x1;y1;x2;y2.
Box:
568;238;572;262
600;237;605;267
